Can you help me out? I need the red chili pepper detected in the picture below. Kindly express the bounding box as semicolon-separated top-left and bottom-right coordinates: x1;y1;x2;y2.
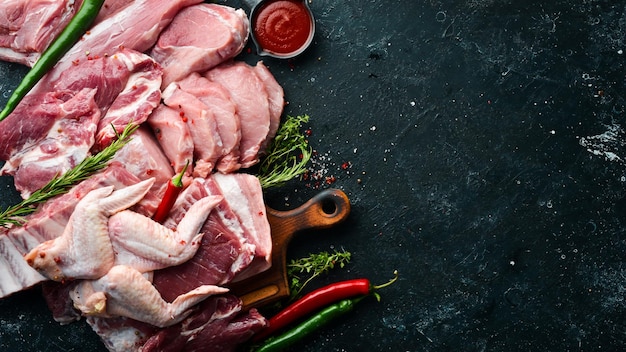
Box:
253;271;398;342
152;160;189;223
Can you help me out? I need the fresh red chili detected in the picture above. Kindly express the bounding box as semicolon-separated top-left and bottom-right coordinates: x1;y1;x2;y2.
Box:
253;271;398;342
152;160;189;223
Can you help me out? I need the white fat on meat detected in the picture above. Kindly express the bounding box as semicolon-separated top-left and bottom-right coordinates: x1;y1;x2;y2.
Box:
162;82;223;177
177;73;242;173
70;264;228;327
211;172;272;281
147;103;195;176
205;61;272;169
0;235;46;298
0;0;81;66
150;3;249;88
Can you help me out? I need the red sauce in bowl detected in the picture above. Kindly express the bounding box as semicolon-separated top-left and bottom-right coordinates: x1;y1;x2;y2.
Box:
251;0;314;58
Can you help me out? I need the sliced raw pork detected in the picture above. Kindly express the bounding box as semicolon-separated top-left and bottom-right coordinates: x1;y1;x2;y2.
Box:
211;172;272;281
0;49;163;198
0;88;101;198
146;103;194;176
253;62;285;149
177;73;241;173
150;3;249;88
205;61;273;169
111;125;174;200
162;83;222;177
0;0;83;66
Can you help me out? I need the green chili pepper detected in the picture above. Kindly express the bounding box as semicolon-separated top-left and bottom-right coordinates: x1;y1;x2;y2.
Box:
254;297;364;352
0;0;105;121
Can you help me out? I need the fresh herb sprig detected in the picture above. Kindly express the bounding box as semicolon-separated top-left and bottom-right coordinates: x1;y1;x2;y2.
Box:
258;115;312;189
287;249;352;299
0;123;138;227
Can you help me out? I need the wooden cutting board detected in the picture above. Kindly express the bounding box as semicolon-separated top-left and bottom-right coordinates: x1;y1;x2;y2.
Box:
227;188;351;310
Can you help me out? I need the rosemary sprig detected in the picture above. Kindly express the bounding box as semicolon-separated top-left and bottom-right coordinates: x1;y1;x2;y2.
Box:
258;114;312;189
287;249;352;299
0;123;139;228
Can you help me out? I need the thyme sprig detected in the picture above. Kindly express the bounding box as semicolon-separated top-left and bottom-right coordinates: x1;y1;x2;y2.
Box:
0;123;138;228
287;249;352;299
258;114;312;189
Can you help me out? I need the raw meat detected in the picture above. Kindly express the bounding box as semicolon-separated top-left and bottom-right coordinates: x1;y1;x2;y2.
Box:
150;3;249;88
152;178;257;300
0;49;163;198
0;88;101;198
146;103;194;176
177;73;242;173
253;62;285;149
0;0;83;66
211;172;272;281
32;0;204;92
0;162;161;299
69;265;228;327
110;126;174;201
140;295;267;352
162;82;223;177
205;61;272;169
91;51;162;150
24;178;156;281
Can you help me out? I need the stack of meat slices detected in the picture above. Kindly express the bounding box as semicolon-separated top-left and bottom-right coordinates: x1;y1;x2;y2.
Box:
0;1;288;351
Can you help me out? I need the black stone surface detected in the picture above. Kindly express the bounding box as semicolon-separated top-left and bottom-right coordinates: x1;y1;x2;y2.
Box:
1;0;626;351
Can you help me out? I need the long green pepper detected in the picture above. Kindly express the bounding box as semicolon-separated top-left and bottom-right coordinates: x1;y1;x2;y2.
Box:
254;297;364;352
0;0;105;121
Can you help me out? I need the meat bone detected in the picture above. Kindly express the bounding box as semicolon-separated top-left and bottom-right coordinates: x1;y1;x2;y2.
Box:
227;188;350;310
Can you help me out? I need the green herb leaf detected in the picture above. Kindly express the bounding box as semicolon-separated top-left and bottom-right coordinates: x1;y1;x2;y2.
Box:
258;115;312;189
0;122;138;227
287;249;352;298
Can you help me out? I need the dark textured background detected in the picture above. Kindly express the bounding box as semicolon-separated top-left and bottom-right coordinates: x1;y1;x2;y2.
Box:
2;0;626;350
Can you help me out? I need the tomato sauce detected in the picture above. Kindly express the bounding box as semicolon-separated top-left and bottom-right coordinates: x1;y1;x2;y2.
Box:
252;0;314;57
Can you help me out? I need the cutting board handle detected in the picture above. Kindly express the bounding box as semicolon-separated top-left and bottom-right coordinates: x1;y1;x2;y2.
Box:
230;188;351;310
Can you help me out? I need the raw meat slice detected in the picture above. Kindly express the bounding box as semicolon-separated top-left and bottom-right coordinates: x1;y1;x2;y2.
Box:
211;172;272;281
111;125;174;201
252;62;284;149
92;51;163;150
140;295;267;352
0;88;101;198
32;0;204;92
150;3;249;88
162;83;223;177
49;48;163;151
70;264;228;327
146;103;194;176
205;61;272;169
0;0;83;66
177;73;241;173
